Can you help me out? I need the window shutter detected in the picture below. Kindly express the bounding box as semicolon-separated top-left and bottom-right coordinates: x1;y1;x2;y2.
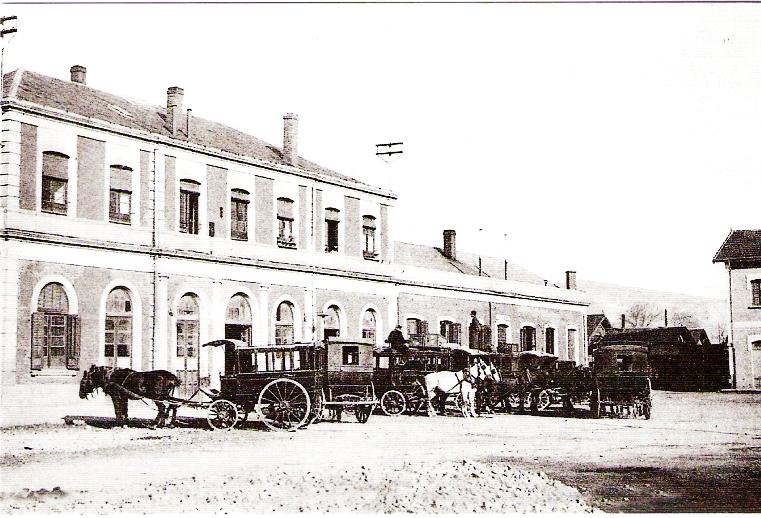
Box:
31;312;45;370
66;315;81;370
419;320;429;336
453;323;462;344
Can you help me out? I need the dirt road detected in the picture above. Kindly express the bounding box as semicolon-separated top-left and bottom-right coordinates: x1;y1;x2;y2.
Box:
1;391;760;513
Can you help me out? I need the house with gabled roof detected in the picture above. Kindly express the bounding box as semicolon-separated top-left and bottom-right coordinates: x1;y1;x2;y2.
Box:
713;229;761;389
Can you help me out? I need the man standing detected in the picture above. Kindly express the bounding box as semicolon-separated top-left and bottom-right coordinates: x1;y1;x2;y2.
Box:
386;325;408;353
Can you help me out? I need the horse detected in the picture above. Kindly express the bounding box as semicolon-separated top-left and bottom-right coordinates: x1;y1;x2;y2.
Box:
79;365;181;427
423;360;485;418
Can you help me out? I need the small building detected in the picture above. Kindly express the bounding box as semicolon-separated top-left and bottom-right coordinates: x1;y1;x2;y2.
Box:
587;313;612;353
713;229;761;389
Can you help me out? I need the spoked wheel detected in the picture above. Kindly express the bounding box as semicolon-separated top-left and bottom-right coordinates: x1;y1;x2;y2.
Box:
355;404;374;423
535;389;552;412
380;390;406;416
257;378;311;432
207;399;238;431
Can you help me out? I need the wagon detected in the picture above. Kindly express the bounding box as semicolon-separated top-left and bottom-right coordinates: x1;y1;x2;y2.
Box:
590;344;652;419
373;346;453;416
201;339;378;431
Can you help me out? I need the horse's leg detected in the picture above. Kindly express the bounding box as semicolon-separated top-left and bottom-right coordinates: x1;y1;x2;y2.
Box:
111;397;121;425
120;398;129;426
155;402;166;428
425;384;437;417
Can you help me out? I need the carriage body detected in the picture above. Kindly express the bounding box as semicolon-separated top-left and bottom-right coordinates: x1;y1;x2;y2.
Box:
206;339;377;430
373;347;453;416
590;344;652;419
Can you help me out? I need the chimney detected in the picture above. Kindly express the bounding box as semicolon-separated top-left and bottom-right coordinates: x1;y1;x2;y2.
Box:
166;86;184;137
565;271;577;290
621;314;626;330
70;65;86;85
443;229;456;260
283;113;299;166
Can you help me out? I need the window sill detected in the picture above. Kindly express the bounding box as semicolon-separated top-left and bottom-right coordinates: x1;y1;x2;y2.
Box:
231;236;249;242
30;370;78;378
109;219;131;226
749;306;761;310
363;254;380;262
278;241;297;249
41;208;68;216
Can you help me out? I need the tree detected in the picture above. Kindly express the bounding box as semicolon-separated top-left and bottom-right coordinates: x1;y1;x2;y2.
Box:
669;310;701;329
716;323;727;344
624;303;659;328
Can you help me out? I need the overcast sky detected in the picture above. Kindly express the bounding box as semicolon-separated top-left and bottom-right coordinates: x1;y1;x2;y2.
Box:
4;4;759;298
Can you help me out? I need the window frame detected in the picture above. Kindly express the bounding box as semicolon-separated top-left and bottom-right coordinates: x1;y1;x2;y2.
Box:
109;189;132;224
179;188;200;235
751;279;761;307
41;176;68;215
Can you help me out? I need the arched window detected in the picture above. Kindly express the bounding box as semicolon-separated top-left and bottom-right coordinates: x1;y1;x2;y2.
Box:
439;320;461;344
226;293;252;344
545;327;556;355
176;294;200;396
277;197;295;248
362;309;377;342
362;215;377;259
520;326;536;352
41;152;69;215
323;305;341;340
31;282;79;370
275;301;295;345
105;287;132;367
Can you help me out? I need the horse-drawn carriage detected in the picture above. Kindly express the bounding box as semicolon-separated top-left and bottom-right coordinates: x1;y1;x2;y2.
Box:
590;344;652;419
80;338;378;431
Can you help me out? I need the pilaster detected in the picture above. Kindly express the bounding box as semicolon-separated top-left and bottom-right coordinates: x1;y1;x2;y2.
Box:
0;118;21;211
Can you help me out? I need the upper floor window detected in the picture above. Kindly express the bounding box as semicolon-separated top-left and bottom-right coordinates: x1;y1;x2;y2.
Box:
179;180;200;235
439;320;461;344
752;279;761;306
230;189;249;241
41;152;69;215
109;165;133;224
325;208;340;252
277;197;295;248
363;215;377;259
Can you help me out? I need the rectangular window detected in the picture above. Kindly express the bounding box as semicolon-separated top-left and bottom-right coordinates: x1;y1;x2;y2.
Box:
362;328;375;341
520;327;536;351
363;215;377;259
275;324;294;345
439;321;461;344
752;280;761;306
41;176;68;215
109;190;131;224
179;190;200;234
231;199;248;241
326;220;339;252
342;346;360;365
31;313;79;370
105;316;132;357
277;198;296;248
545;328;555;355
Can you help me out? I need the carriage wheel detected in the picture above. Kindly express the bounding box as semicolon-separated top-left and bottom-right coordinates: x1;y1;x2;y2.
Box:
380;390;407;416
207;399;238;431
590;387;601;418
355;404;373;423
535;390;552;412
507;391;522;411
257;378;311;432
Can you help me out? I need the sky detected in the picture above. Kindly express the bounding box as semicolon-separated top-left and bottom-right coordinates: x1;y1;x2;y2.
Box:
3;3;760;299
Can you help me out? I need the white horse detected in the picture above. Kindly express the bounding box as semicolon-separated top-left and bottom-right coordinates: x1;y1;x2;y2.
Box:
423;360;485;418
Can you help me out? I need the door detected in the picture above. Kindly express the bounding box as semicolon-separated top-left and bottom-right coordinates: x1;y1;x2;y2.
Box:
176;320;200;397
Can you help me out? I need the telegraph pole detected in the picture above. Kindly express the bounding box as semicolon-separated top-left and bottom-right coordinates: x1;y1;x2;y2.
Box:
1;16;18;108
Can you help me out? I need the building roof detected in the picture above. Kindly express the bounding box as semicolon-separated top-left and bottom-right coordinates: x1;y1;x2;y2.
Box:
713;229;761;263
2;69;388;196
393;242;547;286
587;313;611;338
604;326;697;345
689;329;712;346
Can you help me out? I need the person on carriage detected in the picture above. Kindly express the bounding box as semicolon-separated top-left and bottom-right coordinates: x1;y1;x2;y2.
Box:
386;325;409;354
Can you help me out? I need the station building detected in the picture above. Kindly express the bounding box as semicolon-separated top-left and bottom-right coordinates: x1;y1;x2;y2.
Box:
0;66;588;416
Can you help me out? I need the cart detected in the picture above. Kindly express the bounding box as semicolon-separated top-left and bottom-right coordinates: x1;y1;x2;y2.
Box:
590;344;652;419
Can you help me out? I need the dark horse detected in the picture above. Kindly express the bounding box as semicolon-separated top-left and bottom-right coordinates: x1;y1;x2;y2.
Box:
79;365;181;427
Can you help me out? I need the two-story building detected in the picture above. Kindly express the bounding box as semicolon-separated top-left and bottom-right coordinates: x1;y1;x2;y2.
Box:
0;65;588;421
713;229;761;389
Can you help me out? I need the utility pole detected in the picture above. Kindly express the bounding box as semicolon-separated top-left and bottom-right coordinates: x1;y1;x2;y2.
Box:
1;16;18;110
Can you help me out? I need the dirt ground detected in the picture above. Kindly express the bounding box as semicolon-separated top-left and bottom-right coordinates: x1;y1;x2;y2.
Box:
1;390;760;513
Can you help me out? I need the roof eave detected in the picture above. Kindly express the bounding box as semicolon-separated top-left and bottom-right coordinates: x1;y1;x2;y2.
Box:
1;98;398;201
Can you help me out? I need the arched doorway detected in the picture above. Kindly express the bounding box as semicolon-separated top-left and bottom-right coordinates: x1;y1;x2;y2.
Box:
105;287;133;368
225;294;252;344
175;293;201;397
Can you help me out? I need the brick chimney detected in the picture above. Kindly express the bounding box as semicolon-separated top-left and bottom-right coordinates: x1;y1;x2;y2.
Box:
565;271;577;290
70;65;86;85
283;113;299;166
443;230;456;260
166;87;184;136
